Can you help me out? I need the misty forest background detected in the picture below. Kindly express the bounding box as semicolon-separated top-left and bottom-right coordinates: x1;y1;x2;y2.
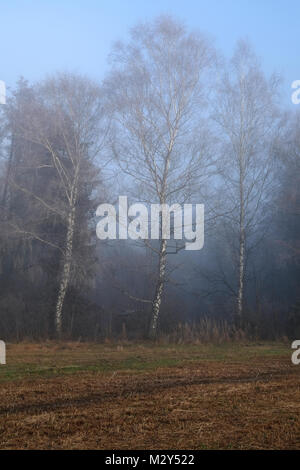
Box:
0;16;299;342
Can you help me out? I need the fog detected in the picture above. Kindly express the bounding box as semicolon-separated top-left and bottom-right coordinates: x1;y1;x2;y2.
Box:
0;16;299;342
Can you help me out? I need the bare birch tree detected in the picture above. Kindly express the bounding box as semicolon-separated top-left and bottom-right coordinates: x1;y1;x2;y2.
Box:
104;16;215;337
212;40;282;324
8;74;106;337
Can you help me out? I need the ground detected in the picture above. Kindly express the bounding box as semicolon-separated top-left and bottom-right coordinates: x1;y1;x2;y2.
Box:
0;341;299;450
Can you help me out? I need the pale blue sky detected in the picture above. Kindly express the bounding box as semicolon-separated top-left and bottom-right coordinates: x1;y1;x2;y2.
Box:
0;0;299;105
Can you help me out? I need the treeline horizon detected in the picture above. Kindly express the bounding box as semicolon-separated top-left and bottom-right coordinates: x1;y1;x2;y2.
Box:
0;16;299;342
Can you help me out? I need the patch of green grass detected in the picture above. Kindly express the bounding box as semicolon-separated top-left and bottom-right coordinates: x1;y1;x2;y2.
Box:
0;341;290;383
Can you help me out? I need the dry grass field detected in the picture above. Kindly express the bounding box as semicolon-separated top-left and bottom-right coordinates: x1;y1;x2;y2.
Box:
0;341;299;450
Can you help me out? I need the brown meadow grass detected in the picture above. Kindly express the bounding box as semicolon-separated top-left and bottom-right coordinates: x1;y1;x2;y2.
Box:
0;341;299;449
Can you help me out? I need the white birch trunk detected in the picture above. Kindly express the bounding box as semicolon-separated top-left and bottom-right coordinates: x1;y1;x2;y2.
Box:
55;203;76;337
149;238;167;339
237;70;246;325
237;155;245;324
237;224;245;321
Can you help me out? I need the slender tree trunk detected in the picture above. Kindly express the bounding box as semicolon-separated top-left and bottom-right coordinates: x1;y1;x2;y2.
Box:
237;163;245;325
149;237;167;339
237;225;245;321
237;75;246;326
55;203;76;337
